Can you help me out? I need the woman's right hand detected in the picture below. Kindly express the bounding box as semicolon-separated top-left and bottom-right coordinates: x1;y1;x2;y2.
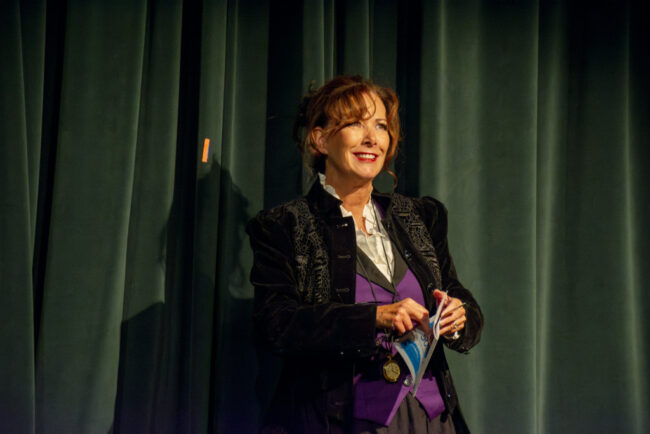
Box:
376;298;431;336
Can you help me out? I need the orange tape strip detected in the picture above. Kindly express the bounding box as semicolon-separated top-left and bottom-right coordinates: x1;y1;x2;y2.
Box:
202;138;210;162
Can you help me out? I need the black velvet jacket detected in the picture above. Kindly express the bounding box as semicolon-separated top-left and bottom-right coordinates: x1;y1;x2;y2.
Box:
247;181;483;433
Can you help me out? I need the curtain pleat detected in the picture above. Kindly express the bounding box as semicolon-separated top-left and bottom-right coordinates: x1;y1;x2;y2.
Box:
34;0;149;431
113;0;184;433
0;1;648;433
198;0;270;431
534;2;567;432
627;7;650;431
0;1;39;432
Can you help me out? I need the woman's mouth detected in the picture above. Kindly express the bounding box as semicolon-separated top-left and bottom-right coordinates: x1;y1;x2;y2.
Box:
353;152;378;162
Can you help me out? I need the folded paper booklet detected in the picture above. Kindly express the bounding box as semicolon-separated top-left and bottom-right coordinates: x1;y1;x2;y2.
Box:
394;294;447;394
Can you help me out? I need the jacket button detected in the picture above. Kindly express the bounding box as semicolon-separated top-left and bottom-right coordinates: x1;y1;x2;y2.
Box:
404;251;412;259
403;376;412;386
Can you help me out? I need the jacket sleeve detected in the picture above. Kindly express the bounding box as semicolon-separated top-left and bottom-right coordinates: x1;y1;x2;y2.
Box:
418;197;484;353
246;209;378;357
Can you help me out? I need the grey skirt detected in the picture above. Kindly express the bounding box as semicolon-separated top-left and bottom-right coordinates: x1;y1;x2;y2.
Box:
348;394;457;434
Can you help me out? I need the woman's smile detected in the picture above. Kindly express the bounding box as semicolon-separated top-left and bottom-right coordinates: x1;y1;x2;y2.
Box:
352;152;379;162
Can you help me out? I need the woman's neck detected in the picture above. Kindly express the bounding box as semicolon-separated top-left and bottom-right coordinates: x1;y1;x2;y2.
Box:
339;185;372;212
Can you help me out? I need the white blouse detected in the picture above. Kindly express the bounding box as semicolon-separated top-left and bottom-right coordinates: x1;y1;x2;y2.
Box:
319;174;395;282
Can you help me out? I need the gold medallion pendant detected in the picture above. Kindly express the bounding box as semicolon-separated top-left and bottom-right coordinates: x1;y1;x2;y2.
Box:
382;355;401;383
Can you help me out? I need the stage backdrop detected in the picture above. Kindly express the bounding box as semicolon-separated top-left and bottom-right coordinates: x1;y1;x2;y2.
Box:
1;0;648;433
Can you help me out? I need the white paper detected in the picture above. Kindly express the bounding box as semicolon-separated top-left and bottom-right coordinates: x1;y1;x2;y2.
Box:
394;294;446;394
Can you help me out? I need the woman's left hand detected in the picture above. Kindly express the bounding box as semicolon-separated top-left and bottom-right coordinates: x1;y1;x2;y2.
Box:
433;289;466;337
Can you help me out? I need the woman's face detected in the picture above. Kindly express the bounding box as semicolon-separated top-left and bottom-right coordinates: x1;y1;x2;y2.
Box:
314;93;390;188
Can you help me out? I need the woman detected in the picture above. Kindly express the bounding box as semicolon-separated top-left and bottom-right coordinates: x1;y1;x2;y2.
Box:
247;76;483;433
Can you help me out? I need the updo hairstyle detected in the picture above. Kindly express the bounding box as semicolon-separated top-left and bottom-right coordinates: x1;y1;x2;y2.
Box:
293;75;401;176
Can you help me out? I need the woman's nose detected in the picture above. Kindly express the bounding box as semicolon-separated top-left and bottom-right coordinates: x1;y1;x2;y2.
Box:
364;123;377;145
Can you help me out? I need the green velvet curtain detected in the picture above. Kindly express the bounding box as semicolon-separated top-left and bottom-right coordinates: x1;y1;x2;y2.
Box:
1;0;648;433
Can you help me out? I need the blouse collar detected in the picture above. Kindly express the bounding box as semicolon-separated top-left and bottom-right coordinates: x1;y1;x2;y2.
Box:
318;174;382;235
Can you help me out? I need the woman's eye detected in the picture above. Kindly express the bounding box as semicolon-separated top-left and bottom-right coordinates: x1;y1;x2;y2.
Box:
377;123;388;131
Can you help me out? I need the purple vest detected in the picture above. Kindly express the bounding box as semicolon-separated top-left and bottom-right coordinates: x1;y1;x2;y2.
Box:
353;268;446;426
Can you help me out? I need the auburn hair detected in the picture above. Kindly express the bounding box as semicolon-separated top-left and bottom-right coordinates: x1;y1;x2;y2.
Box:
293;75;401;180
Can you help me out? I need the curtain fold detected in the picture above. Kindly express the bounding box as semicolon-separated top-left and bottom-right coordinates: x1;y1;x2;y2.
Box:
34;1;149;432
1;1;39;432
113;0;183;432
1;1;648;433
199;0;270;431
534;2;568;432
